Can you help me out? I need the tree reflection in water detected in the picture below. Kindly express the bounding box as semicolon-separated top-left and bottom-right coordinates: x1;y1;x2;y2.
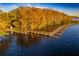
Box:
0;35;12;55
15;32;44;47
0;32;45;55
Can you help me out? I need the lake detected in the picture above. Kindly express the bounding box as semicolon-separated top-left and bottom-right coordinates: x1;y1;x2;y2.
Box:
0;25;79;56
72;18;79;20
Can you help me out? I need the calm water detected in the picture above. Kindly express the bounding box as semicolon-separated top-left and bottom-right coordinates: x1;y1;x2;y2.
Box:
72;18;79;20
0;25;79;56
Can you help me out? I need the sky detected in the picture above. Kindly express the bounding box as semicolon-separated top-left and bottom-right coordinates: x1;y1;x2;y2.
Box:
0;3;79;17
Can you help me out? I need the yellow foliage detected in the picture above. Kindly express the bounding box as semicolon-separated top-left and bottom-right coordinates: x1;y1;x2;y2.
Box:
0;20;8;29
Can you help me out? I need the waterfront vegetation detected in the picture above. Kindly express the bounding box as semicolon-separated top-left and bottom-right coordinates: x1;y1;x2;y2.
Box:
0;7;78;36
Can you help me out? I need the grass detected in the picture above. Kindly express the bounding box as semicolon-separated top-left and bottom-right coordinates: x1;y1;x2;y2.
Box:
0;31;7;36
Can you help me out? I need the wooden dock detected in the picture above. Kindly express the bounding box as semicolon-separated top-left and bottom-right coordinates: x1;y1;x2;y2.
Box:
27;25;70;38
0;24;70;38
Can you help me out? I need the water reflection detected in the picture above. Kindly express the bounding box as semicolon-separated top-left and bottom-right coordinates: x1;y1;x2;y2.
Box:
0;32;45;55
0;35;12;55
1;25;79;56
16;32;43;47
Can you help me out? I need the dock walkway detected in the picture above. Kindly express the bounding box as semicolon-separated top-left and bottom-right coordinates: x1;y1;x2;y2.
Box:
0;24;70;38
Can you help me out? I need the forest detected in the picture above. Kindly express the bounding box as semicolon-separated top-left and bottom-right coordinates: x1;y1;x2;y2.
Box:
0;7;72;35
